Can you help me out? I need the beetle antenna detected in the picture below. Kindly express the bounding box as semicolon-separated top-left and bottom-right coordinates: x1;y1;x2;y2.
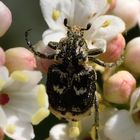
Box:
81;23;92;31
64;18;70;29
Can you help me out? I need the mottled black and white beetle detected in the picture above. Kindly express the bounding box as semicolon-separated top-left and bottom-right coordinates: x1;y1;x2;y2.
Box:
25;18;122;140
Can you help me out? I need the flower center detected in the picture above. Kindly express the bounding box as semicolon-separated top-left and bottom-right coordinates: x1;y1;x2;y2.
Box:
52;9;61;21
0;93;10;105
102;20;112;28
107;0;113;4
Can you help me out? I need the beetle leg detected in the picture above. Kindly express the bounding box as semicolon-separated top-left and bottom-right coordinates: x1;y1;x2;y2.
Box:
48;41;59;50
88;56;124;68
90;93;99;140
25;29;55;59
94;93;99;140
88;47;104;56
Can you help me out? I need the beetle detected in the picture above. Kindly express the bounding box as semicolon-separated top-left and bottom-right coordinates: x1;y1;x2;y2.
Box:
25;18;122;140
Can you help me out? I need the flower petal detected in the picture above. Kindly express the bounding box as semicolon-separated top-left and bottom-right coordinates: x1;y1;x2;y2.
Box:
104;110;138;140
0;66;9;82
3;115;34;140
130;87;140;113
0;106;7;127
4;85;49;123
31;107;50;125
72;0;109;27
40;0;72;30
87;39;107;56
20;70;42;86
0;66;9;91
90;15;125;41
40;0;109;29
3;70;42;92
48;123;73;140
42;29;66;46
79;106;117;140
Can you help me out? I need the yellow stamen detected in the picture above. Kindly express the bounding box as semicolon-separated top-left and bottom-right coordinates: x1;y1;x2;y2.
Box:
68;121;80;138
11;71;29;82
37;84;48;107
107;0;113;4
69;126;80;138
52;9;61;21
90;126;98;140
0;78;6;90
5;124;16;134
31;108;50;125
102;20;112;28
71;121;79;127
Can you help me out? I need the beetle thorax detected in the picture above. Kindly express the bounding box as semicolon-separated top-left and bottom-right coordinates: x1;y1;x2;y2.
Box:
59;35;88;66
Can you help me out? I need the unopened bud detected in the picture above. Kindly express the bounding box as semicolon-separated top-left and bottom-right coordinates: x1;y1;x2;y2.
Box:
0;1;12;37
124;37;140;76
111;0;140;30
99;34;125;63
5;47;36;72
103;71;136;104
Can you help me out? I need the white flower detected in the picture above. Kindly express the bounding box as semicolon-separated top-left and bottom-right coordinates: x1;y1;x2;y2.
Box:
104;87;140;140
110;0;140;30
40;0;125;54
46;123;73;140
0;66;50;140
46;106;117;140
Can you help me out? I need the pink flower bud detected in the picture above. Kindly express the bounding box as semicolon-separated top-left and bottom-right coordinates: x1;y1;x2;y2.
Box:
99;34;125;63
111;0;140;30
103;71;136;104
34;41;55;73
124;37;140;76
107;0;117;12
5;47;36;72
0;47;5;66
0;1;12;37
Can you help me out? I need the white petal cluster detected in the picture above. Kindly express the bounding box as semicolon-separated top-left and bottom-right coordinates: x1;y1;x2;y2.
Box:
104;88;140;140
47;123;73;140
46;107;117;140
0;66;49;140
40;0;125;53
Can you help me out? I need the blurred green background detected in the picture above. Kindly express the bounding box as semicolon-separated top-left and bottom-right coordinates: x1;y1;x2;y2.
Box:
0;0;47;49
0;0;140;140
